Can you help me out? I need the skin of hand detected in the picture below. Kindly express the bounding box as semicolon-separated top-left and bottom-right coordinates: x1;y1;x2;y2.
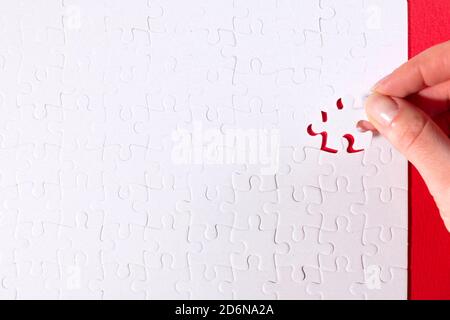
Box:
360;40;450;232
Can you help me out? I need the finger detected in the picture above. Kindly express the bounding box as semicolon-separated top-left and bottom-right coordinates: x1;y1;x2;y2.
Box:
365;93;450;231
409;80;450;117
360;106;450;134
357;112;450;135
374;41;450;98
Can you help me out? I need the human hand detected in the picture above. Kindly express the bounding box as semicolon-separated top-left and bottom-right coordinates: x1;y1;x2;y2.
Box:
360;41;450;232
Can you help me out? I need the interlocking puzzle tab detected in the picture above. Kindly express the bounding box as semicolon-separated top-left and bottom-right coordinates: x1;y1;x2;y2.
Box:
0;0;408;300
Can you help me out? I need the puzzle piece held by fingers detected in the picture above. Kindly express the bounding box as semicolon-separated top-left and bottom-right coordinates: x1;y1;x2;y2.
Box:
307;96;373;154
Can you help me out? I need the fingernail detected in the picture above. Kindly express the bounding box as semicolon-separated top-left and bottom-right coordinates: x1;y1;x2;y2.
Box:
356;120;377;132
365;94;399;127
372;73;392;91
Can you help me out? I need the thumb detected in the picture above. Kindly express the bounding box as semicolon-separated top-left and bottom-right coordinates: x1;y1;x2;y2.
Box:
365;93;450;232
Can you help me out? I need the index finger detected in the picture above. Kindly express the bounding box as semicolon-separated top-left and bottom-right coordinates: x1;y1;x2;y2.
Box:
374;40;450;98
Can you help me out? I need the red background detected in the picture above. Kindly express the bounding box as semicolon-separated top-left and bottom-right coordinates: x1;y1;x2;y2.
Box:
408;0;450;300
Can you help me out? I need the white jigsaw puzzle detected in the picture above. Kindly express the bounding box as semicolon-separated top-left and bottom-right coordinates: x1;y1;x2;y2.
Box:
0;0;408;299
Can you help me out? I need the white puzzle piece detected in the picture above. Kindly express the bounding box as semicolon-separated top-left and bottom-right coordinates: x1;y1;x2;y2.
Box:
0;0;408;299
